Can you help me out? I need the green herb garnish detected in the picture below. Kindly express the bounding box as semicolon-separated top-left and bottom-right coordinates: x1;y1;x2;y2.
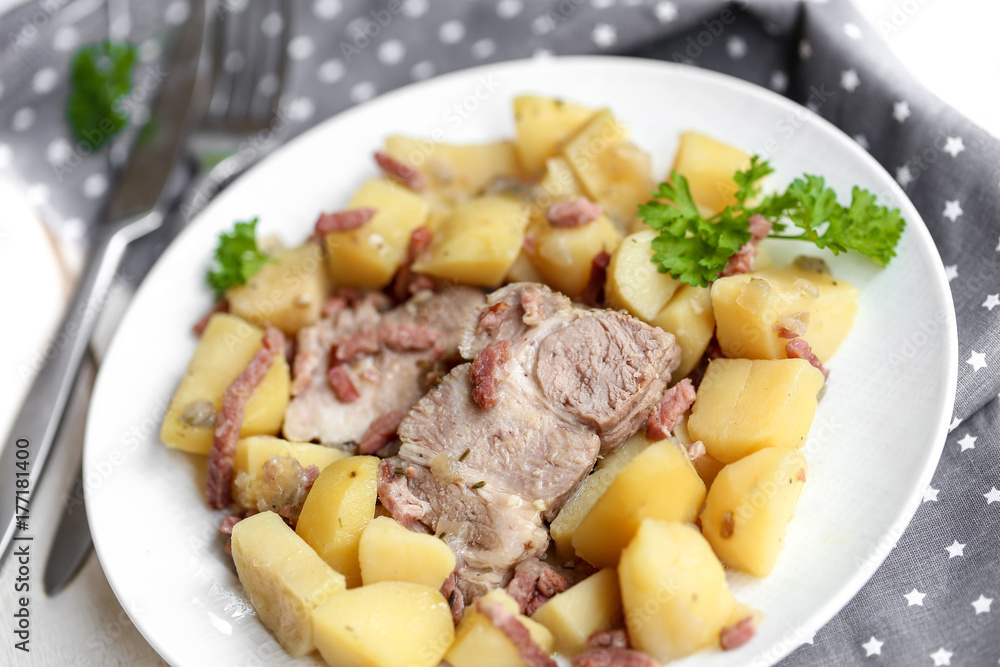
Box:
66;40;138;151
639;156;905;287
206;218;272;296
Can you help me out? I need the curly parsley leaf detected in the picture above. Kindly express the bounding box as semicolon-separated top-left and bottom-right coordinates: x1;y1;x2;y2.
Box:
207;218;272;297
66;40;138;151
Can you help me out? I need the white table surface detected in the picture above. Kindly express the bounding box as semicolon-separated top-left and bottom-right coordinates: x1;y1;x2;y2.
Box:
0;1;996;665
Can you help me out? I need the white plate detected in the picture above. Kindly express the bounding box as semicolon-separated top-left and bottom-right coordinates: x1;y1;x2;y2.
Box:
85;57;958;667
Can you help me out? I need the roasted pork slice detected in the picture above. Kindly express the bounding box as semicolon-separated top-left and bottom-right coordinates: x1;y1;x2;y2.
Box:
382;283;681;600
283;286;485;446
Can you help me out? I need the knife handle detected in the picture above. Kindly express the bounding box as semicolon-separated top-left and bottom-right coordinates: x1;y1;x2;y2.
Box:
0;217;142;566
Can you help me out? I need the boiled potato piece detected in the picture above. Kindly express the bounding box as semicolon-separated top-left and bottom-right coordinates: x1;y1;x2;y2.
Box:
160;314;289;455
562;109;653;226
701;448;808;576
295;456;379;588
227;243;327;335
525;214;622;298
384;136;522;203
506;250;545;283
605;230;681;322
324;178;430;289
672;416;725;489
531;568;622;657
711;263;859;362
513;95;596;176
651;284;714;380
688;359;825;464
231;511;346;658
671;131;752;214
232;436;347;508
551;432;649;560
412;195;529;287
573;440;706;568
359;516;457;589
312;580;454;667
536;156;584;202
620;520;742;662
446;589;554;667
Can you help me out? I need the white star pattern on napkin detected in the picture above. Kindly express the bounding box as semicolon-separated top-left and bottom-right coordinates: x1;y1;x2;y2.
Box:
930;648;953;665
862;636;883;656
896;165;913;186
945;540;965;558
904;589;926;606
893;100;911;122
957;434;977;451
971;595;993;614
923;486;939;502
592;23;617;48
985;487;1000;504
945;265;958;282
983;294;1000;310
943;199;963;222
967;351;987;372
841;69;859;91
943;136;965;157
654;1;678;23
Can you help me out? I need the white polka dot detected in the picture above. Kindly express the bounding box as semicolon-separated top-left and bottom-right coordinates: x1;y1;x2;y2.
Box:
109;142;129;167
313;0;342;19
350;81;376;103
261;11;283;37
411;60;435;80
164;1;190;25
288;35;315;60
591;0;614;8
496;0;522;18
591;23;617;48
62;218;86;241
140;39;162;62
439;20;465;44
131;105;150;126
769;70;788;92
318;59;345;83
225;0;248;11
257;73;279;96
726;36;747;59
12;108;36;132
843;22;862;40
532;48;554;61
47;138;73;164
0;144;12;169
83;173;108;199
532;15;555;35
378;39;406;65
471;38;496;59
286;97;315;121
53;26;79;52
224;51;245;72
401;0;429;18
32;68;58;94
109;14;131;39
26;184;49;206
0;81;4;100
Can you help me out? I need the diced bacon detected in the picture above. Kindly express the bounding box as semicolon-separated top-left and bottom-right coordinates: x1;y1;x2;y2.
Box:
321;296;348;319
521;289;544;326
720;615;756;651
477;598;557;667
547;197;603;228
471;339;512;410
572;648;659;667
748;213;772;244
377;459;429;528
785;337;829;379
392;227;435;302
580;251;611;308
193;298;229;336
441;572;466;625
478;302;511;333
776;327;800;340
219;515;241;536
375;150;428;191
335;326;379;362
314;207;376;237
586;628;629;649
206;326;285;509
358;410;405;455
291;327;321;397
722;214;773;277
506;558;570;616
327;364;360;402
378;322;439;351
646;378;697;440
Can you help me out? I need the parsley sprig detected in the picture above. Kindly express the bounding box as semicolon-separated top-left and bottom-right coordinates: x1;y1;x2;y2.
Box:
639;156;905;287
66;40;138;151
207;218;272;297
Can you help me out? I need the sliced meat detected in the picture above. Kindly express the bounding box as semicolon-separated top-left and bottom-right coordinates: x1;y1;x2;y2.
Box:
506;558;570;616
314;207;376;236
284;286;485;446
645;378;697;441
376;460;431;528
721;214;773;278
388;283;680;600
586;628;630;650
573;648;659;667
720;615;756;650
358;410;405;455
374;150;427;191
547;197;603;228
206;326;285;509
477;597;557;667
785;336;830;380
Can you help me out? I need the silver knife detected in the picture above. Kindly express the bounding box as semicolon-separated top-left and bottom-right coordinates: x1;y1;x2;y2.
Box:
0;0;207;569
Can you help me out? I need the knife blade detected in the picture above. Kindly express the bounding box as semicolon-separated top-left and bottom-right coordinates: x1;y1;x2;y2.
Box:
0;0;207;569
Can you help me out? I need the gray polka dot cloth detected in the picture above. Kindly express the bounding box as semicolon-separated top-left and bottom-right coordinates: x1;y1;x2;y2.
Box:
0;0;996;665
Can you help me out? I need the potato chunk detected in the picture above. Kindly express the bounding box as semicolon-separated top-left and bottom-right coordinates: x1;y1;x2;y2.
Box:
312;581;454;667
605;230;681;322
619;520;742;662
227;243;327;335
550;432;648;560
231;511;346;658
324;178;430;289
651;284;714;379
687;358;825;464
671;131;752;214
711;263;859;362
160;314;289;455
526;214;622;298
359;516;457;589
295;456;379;588
232;436;347;507
701;448;808;576
531;568;622;657
412;195;530;287
445;589;554;667
572;440;706;568
513;95;596;176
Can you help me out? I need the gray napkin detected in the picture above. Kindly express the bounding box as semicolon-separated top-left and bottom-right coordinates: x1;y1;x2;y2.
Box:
0;1;996;665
